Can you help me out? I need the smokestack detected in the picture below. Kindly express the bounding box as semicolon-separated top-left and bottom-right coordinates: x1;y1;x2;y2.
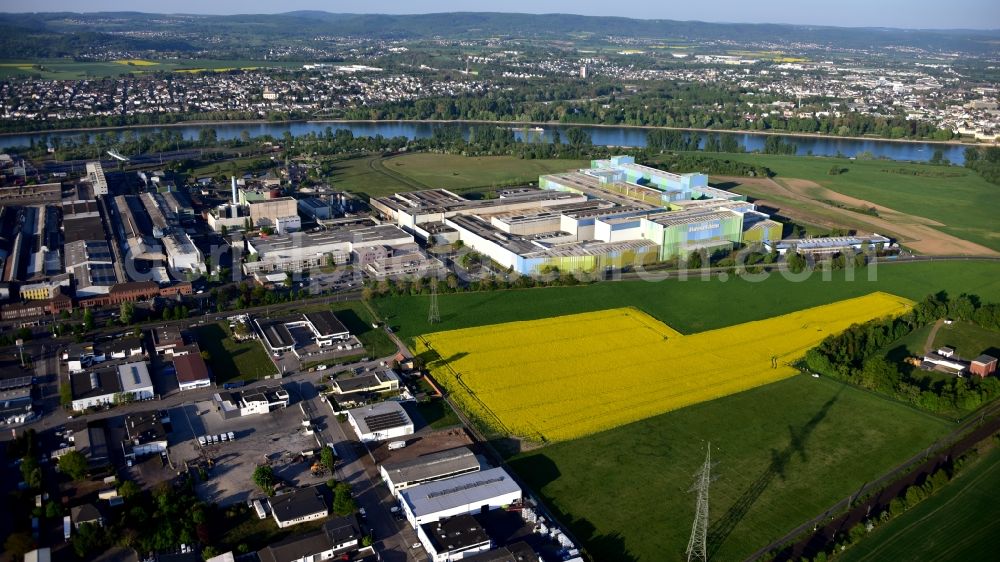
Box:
231;176;238;206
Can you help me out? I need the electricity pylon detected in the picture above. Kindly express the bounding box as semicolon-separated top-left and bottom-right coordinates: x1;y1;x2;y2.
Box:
686;442;713;562
428;279;441;324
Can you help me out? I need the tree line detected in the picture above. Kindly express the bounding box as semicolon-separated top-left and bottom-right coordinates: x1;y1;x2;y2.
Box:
805;292;1000;416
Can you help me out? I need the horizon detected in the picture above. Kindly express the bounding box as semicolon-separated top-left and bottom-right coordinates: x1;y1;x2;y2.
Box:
3;1;999;32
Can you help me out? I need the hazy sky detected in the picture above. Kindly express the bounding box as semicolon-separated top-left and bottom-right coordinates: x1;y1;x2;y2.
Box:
2;0;999;30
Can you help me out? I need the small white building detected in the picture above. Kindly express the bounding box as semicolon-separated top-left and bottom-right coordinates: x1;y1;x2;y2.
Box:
214;385;290;419
116;362;155;402
399;467;521;528
268;487;328;529
417;514;491;562
346;401;414;442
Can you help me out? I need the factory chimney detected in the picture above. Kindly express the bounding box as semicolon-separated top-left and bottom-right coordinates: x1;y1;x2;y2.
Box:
231;176;238;205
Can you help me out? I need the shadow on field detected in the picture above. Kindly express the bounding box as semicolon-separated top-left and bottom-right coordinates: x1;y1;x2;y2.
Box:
707;390;841;560
508;453;639;561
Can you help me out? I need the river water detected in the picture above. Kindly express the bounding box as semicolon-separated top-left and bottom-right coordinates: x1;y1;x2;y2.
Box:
0;120;968;164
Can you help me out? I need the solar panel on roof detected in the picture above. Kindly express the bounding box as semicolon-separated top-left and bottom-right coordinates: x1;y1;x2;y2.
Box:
363;411;408;432
426;476;506;499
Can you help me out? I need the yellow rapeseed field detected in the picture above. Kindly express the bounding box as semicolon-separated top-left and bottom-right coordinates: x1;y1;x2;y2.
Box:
113;59;158;66
417;292;912;442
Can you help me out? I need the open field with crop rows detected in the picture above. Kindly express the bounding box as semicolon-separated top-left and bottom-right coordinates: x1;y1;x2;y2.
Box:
418;292;912;442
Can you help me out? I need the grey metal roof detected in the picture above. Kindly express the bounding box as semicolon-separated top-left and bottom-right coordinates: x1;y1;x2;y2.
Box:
383;446;479;487
268;487;328;524
400;467;520;518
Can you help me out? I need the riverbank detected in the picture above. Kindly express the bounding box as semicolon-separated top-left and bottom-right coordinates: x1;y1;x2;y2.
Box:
0;117;988;147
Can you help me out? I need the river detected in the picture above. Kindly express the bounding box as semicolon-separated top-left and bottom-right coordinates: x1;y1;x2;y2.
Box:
0;120;969;164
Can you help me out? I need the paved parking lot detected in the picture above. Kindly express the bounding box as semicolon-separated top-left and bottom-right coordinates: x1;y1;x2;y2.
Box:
168;397;327;506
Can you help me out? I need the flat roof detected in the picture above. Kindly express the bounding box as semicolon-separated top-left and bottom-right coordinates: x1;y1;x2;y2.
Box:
373;428;474;465
116;362;152;392
420;514;490;554
124;410;167;444
249;223;412;255
257;318;296;349
400;467;521;517
383;446;479;486
348;401;413;435
335;369;399;393
647;208;738;228
304;310;349;337
973;354;997;364
70;368;121;400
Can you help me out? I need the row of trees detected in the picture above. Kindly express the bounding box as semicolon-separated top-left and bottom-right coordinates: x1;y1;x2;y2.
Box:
964;145;1000;185
805;292;1000;415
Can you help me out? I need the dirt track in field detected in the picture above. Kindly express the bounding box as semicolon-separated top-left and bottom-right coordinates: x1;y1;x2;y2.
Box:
716;176;999;257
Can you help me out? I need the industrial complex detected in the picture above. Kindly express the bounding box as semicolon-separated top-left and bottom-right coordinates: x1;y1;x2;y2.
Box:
373;156;784;275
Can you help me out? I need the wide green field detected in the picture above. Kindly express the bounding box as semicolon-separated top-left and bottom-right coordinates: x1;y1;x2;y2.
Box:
327;153;586;198
932;320;1000;359
700;153;1000;252
375;261;1000;341
838;446;1000;562
193;323;278;383
381;153;587;191
0;58;302;79
508;375;953;561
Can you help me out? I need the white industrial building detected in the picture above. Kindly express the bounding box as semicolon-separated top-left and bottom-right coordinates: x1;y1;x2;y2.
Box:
115;362;155;402
417;515;492;562
399;467;521;528
244;221;414;275
162;232;204;274
249;197;301;234
346;401;414;442
122;411;168;459
380;446;480;497
214;385;290;419
69;361;154;411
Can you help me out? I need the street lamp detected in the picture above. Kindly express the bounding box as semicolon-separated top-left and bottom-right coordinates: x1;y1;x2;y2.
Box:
16;338;24;367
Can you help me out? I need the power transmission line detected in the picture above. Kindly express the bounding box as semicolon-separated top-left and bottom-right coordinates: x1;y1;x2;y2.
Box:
428;279;440;324
687;442;714;562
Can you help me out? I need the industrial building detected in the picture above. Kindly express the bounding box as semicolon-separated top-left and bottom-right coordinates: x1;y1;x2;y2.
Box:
249;197;301;234
398;467;521;528
765;234;893;256
417;514;492;562
244;221;414;275
162;232;204;274
346;401;414;442
85;162;108;196
214;385;290;418
69;361;154;411
380;446;481;497
371;156;784;275
122;410;168;459
331;368;401;396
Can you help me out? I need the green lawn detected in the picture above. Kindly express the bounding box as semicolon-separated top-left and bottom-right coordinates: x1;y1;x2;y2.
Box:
508;375;954;562
327;153;586;199
700;153;1000;252
838;445;1000;562
327;154;415;198
932;320;1000;359
413;399;463;430
374;261;1000;341
0;58;302;79
328;301;396;358
383;153;587;191
193;323;278;383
